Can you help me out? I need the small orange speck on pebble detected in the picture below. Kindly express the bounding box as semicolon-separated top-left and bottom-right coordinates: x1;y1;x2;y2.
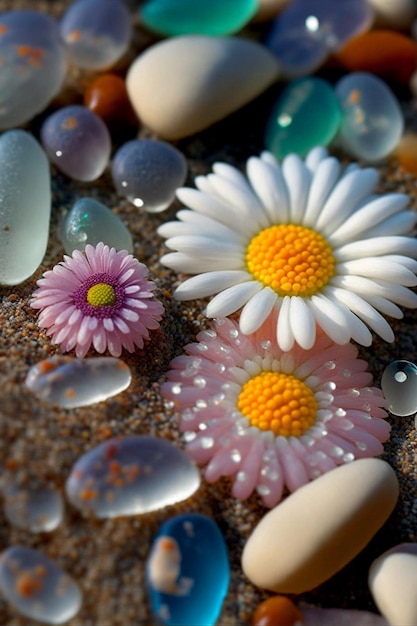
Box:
73;470;83;479
65;388;76;398
252;596;304;626
80;488;98;501
17;44;31;56
348;89;361;105
5;458;19;470
35;565;47;578
0;24;8;34
3;225;10;231
104;443;117;459
109;461;122;474
39;361;59;375
15;571;43;597
61;116;78;130
159;537;177;551
66;29;82;42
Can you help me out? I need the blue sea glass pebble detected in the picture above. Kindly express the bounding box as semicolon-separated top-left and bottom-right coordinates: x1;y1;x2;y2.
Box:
381;360;417;417
25;356;132;409
0;10;67;129
0;545;82;624
40;105;111;181
0;130;51;286
60;198;133;254
335;72;404;162
59;0;132;70
140;0;258;36
264;0;373;78
146;513;230;626
265;77;342;159
111;139;187;213
65;435;201;518
2;484;64;532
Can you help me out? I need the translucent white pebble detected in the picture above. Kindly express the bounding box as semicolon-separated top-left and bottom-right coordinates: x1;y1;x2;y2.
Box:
3;484;64;532
381;360;417;417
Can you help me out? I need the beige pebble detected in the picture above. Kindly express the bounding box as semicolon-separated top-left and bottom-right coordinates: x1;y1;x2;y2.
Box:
300;605;389;626
241;459;399;594
368;543;417;626
367;0;416;28
126;35;280;140
252;0;291;22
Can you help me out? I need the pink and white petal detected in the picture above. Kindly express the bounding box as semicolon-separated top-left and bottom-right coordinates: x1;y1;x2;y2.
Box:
282;153;312;223
231;436;265;500
92;325;107;353
119;308;140;322
106;332;122;357
204;436;252;482
289;296;316;349
206;281;263;318
246;156;290;224
239;287;278;335
174;270;250;301
76;316;95;346
276;437;309;492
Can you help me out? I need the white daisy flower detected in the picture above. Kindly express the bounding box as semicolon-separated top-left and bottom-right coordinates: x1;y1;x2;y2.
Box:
158;147;417;350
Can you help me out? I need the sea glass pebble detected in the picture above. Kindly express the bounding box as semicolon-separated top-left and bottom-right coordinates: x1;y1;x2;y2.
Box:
0;10;67;129
65;435;201;518
264;0;373;78
25;355;132;409
2;484;64;532
146;513;229;626
0;130;51;286
60;198;133;254
111;139;187;212
335;72;404;162
59;0;132;70
84;73;138;139
40;105;111;181
140;0;258;36
253;595;304;626
0;545;82;624
265;77;342;159
380;360;417;417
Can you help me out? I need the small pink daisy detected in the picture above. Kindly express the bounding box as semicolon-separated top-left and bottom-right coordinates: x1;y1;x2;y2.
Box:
161;313;390;508
31;242;164;358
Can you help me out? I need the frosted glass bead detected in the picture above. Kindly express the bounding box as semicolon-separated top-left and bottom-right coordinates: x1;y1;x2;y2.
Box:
60;0;132;70
2;485;64;532
0;130;51;286
381;360;417;417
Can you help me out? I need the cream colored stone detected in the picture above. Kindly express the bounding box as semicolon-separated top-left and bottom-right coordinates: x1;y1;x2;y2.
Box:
126;35;280;140
241;459;398;594
368;543;417;626
368;0;416;28
252;0;291;22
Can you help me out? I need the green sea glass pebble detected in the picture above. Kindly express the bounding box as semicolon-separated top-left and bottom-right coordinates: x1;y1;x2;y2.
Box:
265;77;342;160
140;0;258;36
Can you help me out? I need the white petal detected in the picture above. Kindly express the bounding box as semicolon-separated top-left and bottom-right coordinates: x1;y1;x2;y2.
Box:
360;211;417;238
330;274;417;308
289;296;316;349
205;281;263;318
246;156;290;224
207;173;269;230
158;213;244;243
337;258;417;287
334;235;417;261
316;168;379;235
260;151;279;167
276;296;295;351
282;154;312;223
239;287;278;335
304;146;329;172
160;252;243;272
364;295;403;319
177;209;246;243
164;234;242;257
212;161;248;187
383;255;417;273
308;294;351;344
328;193;410;246
303;157;341;227
176;187;251;235
77;316;93;345
174;270;251;300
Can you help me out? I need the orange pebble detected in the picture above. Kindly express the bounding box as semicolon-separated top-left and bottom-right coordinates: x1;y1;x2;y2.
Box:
396;132;417;175
253;596;304;626
335;30;417;84
84;73;137;133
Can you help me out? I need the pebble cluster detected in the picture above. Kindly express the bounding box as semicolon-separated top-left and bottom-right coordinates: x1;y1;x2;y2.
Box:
0;0;417;625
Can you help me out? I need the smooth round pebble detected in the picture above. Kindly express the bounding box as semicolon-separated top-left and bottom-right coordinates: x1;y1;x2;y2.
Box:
396;132;417;175
241;458;399;594
0;130;51;286
381;360;417;417
369;543;417;626
126;35;280;140
59;0;132;70
335;72;404;162
2;484;64;532
146;514;229;626
253;595;304;626
300;606;389;626
368;0;416;28
0;545;82;624
84;73;138;138
65;435;201;518
25;355;132;409
40;105;111;181
60;198;133;254
111;139;187;212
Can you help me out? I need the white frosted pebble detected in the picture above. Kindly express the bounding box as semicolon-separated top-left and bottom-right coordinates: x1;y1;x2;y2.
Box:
368;543;417;626
126;35;280;140
242;459;399;593
368;0;416;28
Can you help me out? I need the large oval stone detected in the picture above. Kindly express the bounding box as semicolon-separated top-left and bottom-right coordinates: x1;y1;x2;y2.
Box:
0;130;51;286
65;435;201;518
241;458;399;593
380;360;417;417
126;35;280;140
146;513;230;626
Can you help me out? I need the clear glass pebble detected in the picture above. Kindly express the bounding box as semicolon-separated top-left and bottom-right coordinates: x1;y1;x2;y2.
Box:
381;360;417;417
59;0;132;70
0;10;67;129
0;130;51;286
25;356;132;409
111;139;188;213
335;72;404;162
146;513;230;626
60;198;133;255
264;0;373;78
2;484;64;532
65;435;201;518
0;545;82;624
40;105;111;182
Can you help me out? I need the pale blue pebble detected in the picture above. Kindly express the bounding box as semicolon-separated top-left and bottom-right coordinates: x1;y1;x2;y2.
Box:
2;484;64;532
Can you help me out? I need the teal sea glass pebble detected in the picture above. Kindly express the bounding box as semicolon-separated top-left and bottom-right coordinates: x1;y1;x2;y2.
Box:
381;360;417;417
140;0;258;36
265;77;342;159
335;72;404;162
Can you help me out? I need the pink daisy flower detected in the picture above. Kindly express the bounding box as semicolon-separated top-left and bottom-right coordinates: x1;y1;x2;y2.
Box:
31;242;164;358
161;313;390;508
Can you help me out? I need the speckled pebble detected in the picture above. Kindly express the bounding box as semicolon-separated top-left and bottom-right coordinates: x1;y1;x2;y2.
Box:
2;484;64;532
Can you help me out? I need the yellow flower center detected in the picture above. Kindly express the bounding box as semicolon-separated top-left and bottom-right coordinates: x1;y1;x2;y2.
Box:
86;283;116;307
237;371;317;437
246;224;335;297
